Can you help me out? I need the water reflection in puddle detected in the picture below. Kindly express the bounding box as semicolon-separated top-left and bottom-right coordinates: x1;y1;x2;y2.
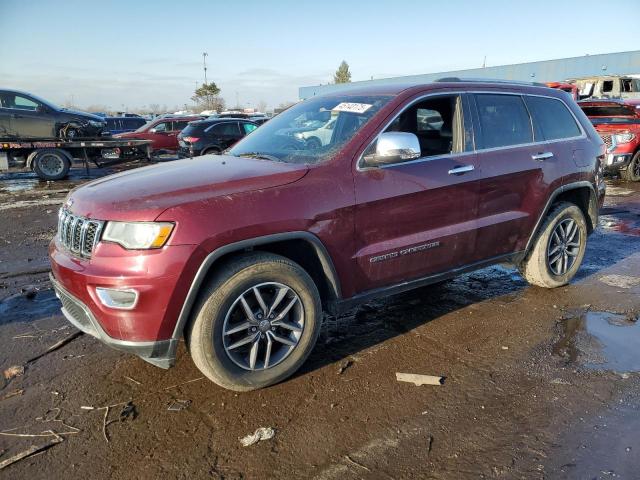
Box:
554;311;640;373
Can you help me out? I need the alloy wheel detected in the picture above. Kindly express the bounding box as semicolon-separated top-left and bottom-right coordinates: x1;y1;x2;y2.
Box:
222;282;304;371
547;218;581;276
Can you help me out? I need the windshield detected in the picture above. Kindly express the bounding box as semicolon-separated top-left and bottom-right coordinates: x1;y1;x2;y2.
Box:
228;94;393;164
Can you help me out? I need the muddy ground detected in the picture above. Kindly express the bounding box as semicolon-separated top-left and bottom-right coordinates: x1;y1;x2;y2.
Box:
1;164;640;479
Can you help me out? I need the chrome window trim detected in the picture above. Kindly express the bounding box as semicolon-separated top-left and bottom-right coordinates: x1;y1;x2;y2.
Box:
356;90;587;172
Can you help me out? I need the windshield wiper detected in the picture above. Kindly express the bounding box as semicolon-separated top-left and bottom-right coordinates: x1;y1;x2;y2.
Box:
238;152;282;162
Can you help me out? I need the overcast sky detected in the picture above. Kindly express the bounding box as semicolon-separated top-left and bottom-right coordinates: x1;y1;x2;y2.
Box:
0;0;636;111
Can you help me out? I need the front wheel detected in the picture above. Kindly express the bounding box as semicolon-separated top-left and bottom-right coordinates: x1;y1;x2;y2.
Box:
186;252;322;391
519;202;588;288
622;151;640;182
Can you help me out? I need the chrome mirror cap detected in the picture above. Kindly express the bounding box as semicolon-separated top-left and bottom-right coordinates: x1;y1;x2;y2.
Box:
364;132;421;167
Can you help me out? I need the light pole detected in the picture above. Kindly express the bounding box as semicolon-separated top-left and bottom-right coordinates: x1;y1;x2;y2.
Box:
202;52;208;85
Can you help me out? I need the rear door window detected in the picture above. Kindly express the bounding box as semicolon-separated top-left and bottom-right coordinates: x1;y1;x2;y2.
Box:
241;122;257;134
474;94;533;149
525;96;581;141
209;122;241;136
171;120;189;132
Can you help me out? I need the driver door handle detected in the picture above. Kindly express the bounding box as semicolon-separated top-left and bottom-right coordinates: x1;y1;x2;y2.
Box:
532;152;554;161
448;164;475;175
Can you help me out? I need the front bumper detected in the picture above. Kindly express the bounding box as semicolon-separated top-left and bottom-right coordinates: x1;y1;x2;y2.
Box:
50;273;176;368
603;153;633;174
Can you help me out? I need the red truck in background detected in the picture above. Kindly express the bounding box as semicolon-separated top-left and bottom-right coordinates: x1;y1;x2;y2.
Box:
546;82;579;100
578;99;640;181
114;115;203;152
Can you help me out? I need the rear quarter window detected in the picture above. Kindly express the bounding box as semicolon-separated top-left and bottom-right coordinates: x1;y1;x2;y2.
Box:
525;96;581;141
474;94;533;149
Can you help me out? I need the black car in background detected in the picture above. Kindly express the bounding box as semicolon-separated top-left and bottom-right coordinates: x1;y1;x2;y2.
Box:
0;89;106;140
177;118;258;157
215;112;270;125
104;116;147;135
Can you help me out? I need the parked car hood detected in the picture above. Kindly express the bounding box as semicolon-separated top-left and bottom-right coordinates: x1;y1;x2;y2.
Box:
59;108;104;122
67;155;309;221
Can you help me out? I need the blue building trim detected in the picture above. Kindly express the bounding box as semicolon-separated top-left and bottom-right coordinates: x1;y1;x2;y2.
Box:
299;50;640;99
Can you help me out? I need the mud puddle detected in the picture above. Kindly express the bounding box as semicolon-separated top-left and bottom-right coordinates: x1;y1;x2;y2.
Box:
0;288;59;325
554;311;640;372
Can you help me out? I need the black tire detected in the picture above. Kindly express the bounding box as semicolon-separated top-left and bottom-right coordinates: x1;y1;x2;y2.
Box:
201;147;221;156
305;137;322;149
519;202;588;288
186;252;322;391
622;151;640;182
32;149;71;181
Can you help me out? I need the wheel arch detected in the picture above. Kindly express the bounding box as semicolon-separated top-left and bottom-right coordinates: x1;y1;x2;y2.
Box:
520;181;597;262
171;232;341;342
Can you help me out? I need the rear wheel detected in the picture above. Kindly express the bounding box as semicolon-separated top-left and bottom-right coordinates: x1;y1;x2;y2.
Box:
202;147;221;155
519;202;588;288
186;252;322;391
32;149;71;181
622;151;640;182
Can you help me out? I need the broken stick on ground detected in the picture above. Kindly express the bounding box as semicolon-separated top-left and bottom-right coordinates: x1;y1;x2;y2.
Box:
0;433;63;470
396;372;445;386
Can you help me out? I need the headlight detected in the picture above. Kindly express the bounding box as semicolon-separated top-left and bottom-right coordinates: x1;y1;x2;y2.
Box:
613;133;635;144
89;120;106;128
102;221;174;249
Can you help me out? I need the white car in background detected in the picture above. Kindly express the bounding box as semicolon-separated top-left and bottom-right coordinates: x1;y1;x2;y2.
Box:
295;117;336;148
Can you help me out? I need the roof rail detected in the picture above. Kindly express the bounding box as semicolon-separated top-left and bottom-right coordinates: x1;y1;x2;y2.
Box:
434;77;547;87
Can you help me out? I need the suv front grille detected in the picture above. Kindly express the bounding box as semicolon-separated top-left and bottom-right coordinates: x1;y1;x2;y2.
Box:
57;209;104;258
600;133;612;150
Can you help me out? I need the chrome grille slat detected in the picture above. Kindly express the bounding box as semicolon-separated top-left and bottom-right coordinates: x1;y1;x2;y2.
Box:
57;208;104;259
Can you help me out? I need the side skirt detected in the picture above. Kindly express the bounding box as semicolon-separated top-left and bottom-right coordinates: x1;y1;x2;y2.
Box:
328;251;523;315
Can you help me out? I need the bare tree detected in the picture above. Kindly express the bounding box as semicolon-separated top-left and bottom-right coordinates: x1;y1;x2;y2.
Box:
257;100;268;113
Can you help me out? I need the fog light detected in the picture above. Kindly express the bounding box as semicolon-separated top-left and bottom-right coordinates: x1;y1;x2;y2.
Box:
96;287;138;310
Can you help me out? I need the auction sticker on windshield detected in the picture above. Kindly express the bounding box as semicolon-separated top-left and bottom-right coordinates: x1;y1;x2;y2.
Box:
332;102;372;114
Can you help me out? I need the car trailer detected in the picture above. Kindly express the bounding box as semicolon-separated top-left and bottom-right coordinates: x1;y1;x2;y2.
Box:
0;138;153;181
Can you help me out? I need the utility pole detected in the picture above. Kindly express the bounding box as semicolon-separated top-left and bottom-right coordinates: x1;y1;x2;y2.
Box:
202;52;208;85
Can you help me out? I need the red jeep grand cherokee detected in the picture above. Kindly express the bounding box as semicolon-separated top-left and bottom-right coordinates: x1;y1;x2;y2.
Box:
50;80;605;391
578;99;640;182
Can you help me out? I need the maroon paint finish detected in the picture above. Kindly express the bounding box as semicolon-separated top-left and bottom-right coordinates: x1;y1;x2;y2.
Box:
113;116;202;151
50;82;604;344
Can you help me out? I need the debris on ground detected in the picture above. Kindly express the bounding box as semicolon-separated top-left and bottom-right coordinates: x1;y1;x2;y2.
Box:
119;402;137;421
599;274;640;289
240;427;275;447
124;376;142;386
20;285;38;300
396;372;445;386
0;389;24;401
3;365;24;381
167;399;191;412
91;401;134;443
26;331;83;364
337;359;354;375
0;434;63;470
163;377;204;390
344;455;371;472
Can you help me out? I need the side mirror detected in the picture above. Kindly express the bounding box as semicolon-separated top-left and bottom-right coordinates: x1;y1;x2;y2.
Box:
363;132;421;167
36;105;47;113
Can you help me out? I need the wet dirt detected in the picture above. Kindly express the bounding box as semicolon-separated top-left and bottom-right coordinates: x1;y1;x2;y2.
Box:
1;173;640;479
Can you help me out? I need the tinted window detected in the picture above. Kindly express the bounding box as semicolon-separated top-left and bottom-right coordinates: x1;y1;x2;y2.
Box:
105;119;119;130
124;118;145;129
524;96;581;141
475;94;533;149
210;122;240;136
172;120;189;131
580;104;637;118
242;122;257;134
156;122;172;132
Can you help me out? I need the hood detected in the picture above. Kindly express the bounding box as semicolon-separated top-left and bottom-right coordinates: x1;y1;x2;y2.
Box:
67;155;309;221
59;108;105;122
